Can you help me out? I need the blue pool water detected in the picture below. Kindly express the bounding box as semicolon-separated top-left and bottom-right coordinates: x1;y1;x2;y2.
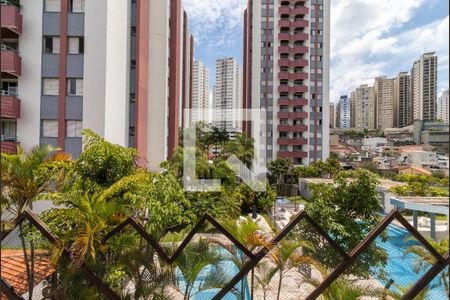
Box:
373;224;448;299
176;248;251;300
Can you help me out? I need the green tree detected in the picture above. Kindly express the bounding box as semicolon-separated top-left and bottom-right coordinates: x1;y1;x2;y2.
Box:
175;239;222;300
268;158;293;185
76;129;136;187
272;240;317;300
405;238;449;297
223;132;255;167
1;145;70;300
299;169;387;278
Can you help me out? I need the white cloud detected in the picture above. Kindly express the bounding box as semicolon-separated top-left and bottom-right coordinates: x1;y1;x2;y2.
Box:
330;0;449;104
183;0;246;48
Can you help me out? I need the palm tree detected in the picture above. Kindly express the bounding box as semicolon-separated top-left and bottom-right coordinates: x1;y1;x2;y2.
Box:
224;133;255;168
405;238;449;297
175;239;223;300
271;240;317;300
217;218;273;300
254;261;278;300
1;144;70;300
307;276;382;300
384;284;431;300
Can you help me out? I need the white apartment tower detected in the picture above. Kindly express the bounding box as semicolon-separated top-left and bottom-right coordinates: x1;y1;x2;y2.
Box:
191;60;210;123
243;0;330;165
213;57;242;132
437;90;449;125
411;52;438;122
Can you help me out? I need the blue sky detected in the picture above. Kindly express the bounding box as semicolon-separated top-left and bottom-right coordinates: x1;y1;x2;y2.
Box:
184;0;449;100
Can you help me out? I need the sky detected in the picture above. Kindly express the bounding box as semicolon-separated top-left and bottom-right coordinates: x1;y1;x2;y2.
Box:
183;0;449;101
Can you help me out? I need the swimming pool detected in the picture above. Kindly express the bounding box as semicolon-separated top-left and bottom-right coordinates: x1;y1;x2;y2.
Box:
176;248;251;300
373;224;448;299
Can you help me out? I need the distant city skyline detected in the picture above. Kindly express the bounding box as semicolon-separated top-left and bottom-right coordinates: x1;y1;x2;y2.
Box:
183;0;449;98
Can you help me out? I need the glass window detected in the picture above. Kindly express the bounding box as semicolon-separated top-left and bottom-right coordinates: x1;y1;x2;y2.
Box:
43;36;60;54
67;78;83;96
45;0;60;12
1;120;17;139
42;120;58;138
69;0;85;12
67;120;83;137
43;78;59;95
68;37;84;54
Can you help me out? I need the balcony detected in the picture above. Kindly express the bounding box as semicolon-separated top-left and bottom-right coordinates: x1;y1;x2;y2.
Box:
278;111;308;119
1;2;23;35
278;46;309;55
278;59;309;68
279;33;309;41
0;140;18;154
278;125;308;132
278;72;308;80
278;98;308;106
1;93;21;118
278;138;308;145
277;151;308;158
278;85;308;93
279;6;309;16
279;19;309;28
1;46;21;76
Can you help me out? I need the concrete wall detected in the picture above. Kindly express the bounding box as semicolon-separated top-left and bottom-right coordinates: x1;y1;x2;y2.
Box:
17;0;43;151
147;0;170;171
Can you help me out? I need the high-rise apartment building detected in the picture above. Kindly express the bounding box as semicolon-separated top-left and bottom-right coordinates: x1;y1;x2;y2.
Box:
329;102;335;129
338;95;350;129
0;0;195;171
350;91;356;128
191;60;210;124
352;84;375;129
394;72;412;128
437;90;449;125
411;52;438;122
213;57;242;133
374;76;395;129
243;0;330;165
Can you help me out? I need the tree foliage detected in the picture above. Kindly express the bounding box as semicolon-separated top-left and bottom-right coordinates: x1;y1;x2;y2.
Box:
293;169;387;278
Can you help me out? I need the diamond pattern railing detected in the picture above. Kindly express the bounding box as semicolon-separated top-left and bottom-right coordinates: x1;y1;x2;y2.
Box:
1;208;448;300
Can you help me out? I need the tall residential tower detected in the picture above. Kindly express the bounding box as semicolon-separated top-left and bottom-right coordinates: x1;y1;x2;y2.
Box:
411;52;438;122
213;57;242;133
0;0;195;171
243;0;330;165
191;60;210;124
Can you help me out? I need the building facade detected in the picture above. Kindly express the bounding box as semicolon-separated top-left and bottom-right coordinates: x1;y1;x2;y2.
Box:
338;95;350;129
212;57;242;133
375;76;395;129
394;72;412;128
329;102;335;128
191;60;210;124
0;0;195;171
411;52;438;122
353;84;375;129
243;0;330;165
437;90;449;125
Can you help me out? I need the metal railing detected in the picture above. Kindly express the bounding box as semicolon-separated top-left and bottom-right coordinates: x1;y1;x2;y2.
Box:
1;208;448;300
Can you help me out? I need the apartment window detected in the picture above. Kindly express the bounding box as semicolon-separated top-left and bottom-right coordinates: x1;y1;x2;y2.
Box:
69;0;85;12
44;0;60;12
1;120;16;139
67;79;83;96
43;78;59;96
67;120;83;137
42;120;58;138
68;37;84;54
44;36;60;54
